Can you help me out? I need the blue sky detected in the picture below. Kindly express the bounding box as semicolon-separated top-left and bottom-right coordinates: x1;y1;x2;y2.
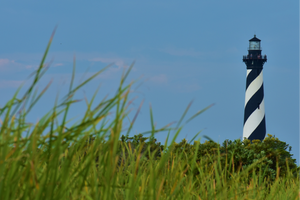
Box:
1;1;299;163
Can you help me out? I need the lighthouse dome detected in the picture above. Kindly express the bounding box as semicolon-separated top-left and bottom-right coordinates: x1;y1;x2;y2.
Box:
249;34;261;42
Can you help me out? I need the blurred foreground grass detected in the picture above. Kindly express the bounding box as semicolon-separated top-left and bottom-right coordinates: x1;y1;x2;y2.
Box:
0;30;299;200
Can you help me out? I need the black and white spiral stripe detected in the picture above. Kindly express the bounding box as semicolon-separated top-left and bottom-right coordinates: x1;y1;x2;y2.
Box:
243;68;266;141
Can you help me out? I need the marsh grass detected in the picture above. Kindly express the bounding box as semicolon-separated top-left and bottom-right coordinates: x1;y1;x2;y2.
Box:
0;30;299;200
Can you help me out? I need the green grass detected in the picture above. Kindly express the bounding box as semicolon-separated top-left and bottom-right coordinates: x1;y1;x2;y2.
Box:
0;30;299;200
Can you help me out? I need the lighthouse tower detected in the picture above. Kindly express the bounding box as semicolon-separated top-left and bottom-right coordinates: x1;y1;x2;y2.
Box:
242;35;267;141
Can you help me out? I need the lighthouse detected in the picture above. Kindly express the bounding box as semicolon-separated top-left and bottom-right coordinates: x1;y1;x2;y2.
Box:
242;35;267;141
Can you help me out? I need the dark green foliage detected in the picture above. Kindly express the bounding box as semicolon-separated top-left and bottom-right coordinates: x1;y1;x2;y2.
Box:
107;133;298;182
222;134;298;180
120;134;164;159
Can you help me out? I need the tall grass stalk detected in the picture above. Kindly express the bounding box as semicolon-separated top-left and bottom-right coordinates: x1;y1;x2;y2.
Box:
0;31;298;200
